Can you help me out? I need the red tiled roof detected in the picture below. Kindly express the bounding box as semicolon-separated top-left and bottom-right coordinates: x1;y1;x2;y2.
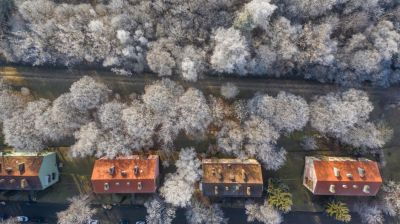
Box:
305;157;382;196
0;155;44;190
91;155;159;194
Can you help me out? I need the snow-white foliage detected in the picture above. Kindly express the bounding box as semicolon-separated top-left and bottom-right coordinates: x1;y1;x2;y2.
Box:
284;0;339;18
0;217;19;224
380;181;400;217
70;76;110;110
354;202;384;224
217;120;245;157
160;148;202;207
243;0;277;30
0;87;25;122
144;196;176;224
310;89;385;149
142;79;184;148
57;195;96;224
211;28;249;75
3;99;49;151
310;89;372;136
122;101;157;150
70;122;101;158
142;79;184;114
248;92;309;133
220;83;239;99
178;88;212;137
98;101;127;130
186;200;228;224
243;116;286;170
35;93;90;142
245;200;283;224
181;46;206;82
147;47;176;77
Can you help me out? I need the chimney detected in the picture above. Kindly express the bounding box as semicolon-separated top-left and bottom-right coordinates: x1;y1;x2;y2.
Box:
121;170;127;177
346;173;353;179
138;181;142;190
109;166;115;176
333;167;340;178
329;184;335;193
358;167;365;178
242;169;248;182
229;174;235;182
217;168;223;181
211;167;216;176
134;165;139;176
5;167;12;174
18;163;25;175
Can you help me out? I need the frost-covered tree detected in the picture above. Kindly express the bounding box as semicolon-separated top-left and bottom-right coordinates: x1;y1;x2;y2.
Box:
98;101;127;130
380;181;400;217
186;200;228;224
147;45;176;77
57;195;96;224
181;46;206;82
220;83;239;100
245;200;283;224
122;101;156;150
70;122;100;158
210;28;249;75
283;0;339;18
310;89;372;136
35;93;89;142
0;217;18;224
236;0;277;30
310;89;385;150
248;92;309;133
160;148;202;207
69;76;110;110
217;120;245;157
243;116;286;170
0;84;26;122
178;88;212;137
144;196;176;224
142;79;184;148
3;99;49;151
354;202;384;224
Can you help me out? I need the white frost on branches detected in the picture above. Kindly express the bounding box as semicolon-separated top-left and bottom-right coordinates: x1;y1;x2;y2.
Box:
57;195;96;224
144;196;176;224
70;76;110;110
160;148;202;207
245;200;283;224
186;200;228;224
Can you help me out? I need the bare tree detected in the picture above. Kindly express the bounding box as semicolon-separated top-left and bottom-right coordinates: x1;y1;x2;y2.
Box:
57;195;96;224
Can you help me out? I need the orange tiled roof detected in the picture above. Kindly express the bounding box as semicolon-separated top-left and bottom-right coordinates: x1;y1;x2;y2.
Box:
313;159;382;183
91;155;159;180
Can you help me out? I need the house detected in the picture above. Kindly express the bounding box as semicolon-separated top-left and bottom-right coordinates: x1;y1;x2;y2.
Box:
0;151;59;191
303;156;382;196
200;158;263;197
91;155;159;194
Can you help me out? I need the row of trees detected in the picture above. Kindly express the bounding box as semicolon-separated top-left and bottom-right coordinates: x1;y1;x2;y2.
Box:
0;77;389;166
1;0;400;86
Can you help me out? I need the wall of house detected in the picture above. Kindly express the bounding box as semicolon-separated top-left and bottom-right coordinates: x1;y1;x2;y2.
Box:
38;153;59;190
